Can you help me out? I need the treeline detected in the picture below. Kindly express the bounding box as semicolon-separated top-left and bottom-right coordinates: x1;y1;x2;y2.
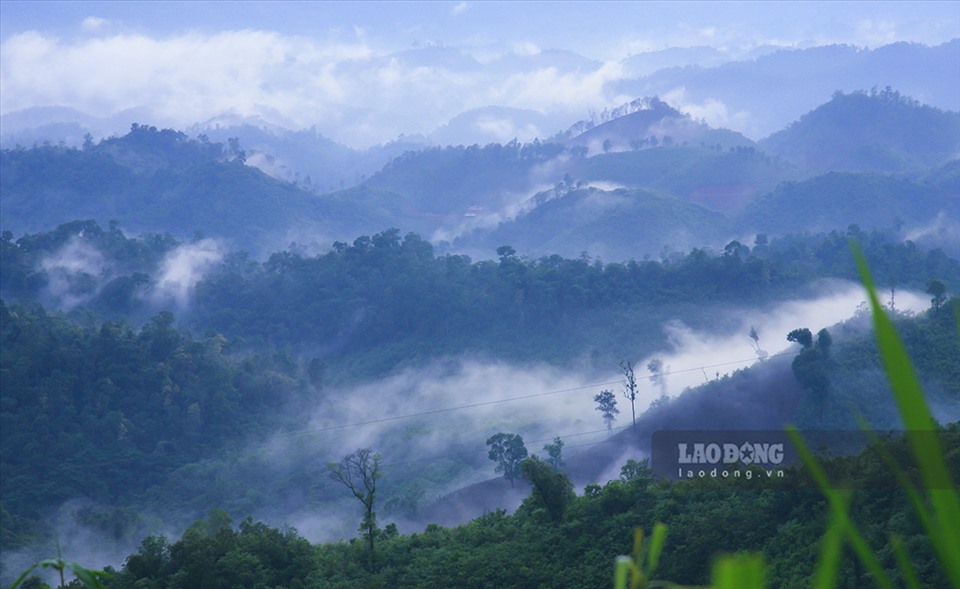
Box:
3;221;957;379
102;427;958;589
191;226;958;375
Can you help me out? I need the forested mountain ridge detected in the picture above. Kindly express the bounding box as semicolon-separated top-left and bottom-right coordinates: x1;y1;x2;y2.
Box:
3;90;957;262
614;39;960;139
738;171;960;238
561;96;756;155
0;126;383;256
760;88;960;173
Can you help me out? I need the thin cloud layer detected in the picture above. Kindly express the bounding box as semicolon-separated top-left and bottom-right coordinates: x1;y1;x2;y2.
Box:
0;30;625;147
1;3;956;147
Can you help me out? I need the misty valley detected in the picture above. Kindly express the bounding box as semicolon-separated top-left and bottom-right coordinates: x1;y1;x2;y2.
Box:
1;30;959;589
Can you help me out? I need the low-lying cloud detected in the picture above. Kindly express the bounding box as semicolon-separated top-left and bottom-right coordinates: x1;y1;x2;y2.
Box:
40;235;108;309
151;239;224;307
636;280;930;397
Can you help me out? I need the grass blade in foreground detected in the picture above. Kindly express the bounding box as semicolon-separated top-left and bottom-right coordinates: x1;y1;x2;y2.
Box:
811;491;849;589
711;553;765;589
787;426;895;589
852;243;960;586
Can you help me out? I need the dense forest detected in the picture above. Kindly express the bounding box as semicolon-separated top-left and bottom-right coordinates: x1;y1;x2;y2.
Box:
4;221;958;369
2;218;959;588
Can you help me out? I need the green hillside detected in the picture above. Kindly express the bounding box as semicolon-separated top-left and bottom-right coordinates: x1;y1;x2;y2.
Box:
760;88;960;173
0;126;380;255
463;186;730;260
738;171;959;235
568;146;797;212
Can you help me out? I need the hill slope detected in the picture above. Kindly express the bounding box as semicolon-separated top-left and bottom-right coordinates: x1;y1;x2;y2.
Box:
737;171;960;238
457;186;730;260
0;125;384;254
760;89;960;173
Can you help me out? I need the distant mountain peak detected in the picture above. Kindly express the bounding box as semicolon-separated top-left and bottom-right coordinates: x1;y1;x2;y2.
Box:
565;96;679;137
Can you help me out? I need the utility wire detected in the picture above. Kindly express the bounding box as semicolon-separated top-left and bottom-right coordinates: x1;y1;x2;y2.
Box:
279;351;792;438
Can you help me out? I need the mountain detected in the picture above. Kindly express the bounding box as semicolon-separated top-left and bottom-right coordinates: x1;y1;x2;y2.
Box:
759;89;960;173
189;119;428;194
567;146;796;213
737;171;960;238
557;97;774;209
4;91;955;262
616;40;960;139
456;186;730;260
0;125;384;254
0;105;158;148
331;140;566;239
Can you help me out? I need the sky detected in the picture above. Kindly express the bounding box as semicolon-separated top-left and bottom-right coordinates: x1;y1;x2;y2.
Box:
1;1;958;146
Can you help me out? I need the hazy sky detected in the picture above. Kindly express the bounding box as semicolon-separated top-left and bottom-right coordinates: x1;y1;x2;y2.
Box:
1;1;958;145
4;1;958;54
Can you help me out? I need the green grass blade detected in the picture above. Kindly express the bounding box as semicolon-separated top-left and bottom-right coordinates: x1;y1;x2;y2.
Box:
852;244;960;586
633;527;646;572
787;426;895;589
856;419;937;548
645;523;668;579
711;553;766;589
615;556;632;589
811;491;849;589
66;563;109;589
9;563;39;589
890;535;923;589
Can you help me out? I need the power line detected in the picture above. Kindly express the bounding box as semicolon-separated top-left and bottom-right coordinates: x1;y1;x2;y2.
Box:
277;381;622;437
278;351;792;438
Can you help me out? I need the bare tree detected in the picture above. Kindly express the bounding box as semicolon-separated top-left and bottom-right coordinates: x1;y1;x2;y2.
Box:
620;360;638;427
328;448;382;558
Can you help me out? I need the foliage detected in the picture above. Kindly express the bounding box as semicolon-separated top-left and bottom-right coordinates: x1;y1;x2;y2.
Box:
485;433;528;487
542;437;564;470
927;279;947;310
519;456;575;521
102;425;958;588
11;553;110;589
4;221;957;383
108;515;314;589
594;390;619;434
787;328;814;348
613;524;668;589
0;300;312;547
